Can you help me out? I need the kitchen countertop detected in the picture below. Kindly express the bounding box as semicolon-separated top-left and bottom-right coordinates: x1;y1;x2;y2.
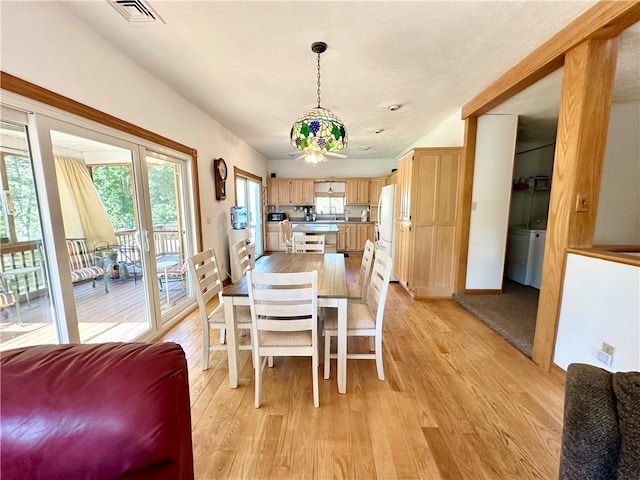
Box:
292;223;339;233
268;219;375;224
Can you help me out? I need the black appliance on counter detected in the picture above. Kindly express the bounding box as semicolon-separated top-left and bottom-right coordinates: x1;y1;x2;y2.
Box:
268;212;286;221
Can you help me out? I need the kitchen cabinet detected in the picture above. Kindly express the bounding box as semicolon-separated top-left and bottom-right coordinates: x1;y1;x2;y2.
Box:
267;178;314;205
395;221;411;285
387;170;398;186
345;223;374;251
346;179;370;205
337;224;346;251
369;176;387;206
265;223;286;251
396;151;414;222
394;147;462;298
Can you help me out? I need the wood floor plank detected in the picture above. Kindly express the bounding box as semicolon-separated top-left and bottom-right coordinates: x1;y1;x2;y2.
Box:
159;254;565;480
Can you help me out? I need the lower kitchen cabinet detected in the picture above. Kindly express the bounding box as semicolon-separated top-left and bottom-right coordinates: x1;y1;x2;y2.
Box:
337;224;346;251
344;223;374;252
265;223;285;252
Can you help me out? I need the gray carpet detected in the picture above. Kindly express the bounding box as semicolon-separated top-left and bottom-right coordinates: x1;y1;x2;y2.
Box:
452;280;538;357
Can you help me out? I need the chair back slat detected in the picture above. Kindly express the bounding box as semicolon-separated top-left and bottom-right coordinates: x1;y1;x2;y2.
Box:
187;249;223;316
231;239;252;283
293;234;325;254
366;249;394;333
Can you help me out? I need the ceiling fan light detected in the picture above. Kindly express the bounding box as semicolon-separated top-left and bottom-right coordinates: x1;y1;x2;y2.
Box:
304;152;325;164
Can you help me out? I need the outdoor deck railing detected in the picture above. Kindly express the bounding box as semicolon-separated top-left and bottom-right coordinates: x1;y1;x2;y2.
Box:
0;228;181;301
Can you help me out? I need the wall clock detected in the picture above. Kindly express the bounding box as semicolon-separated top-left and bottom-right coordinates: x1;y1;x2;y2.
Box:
214;158;227;200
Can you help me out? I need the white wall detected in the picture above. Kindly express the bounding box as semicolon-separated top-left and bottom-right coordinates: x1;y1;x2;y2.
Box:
554;253;640;371
267;158;395;179
408;109;465;150
466;114;519;289
0;2;267;276
594;103;640;245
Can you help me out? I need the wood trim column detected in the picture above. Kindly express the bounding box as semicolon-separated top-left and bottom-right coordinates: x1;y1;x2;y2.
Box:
532;37;620;369
454;117;477;294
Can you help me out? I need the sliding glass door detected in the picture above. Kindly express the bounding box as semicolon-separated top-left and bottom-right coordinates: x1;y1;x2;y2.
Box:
235;171;264;258
0;109;56;349
0;105;197;350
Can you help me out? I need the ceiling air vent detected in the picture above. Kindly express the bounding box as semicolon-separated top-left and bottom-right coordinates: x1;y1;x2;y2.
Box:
108;0;164;23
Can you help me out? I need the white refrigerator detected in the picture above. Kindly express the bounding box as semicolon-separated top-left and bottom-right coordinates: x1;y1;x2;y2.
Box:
376;184;397;281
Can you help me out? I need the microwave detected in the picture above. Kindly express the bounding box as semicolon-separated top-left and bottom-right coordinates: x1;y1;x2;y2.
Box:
268;212;286;221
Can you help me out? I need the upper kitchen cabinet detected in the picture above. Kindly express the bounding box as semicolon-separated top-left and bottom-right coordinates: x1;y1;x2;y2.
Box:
346;179;370;205
369;176;387;206
267;178;314;205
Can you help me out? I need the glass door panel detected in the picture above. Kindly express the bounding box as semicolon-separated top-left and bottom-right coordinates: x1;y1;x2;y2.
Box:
235;175;263;258
0;118;56;351
145;152;193;320
49;129;152;343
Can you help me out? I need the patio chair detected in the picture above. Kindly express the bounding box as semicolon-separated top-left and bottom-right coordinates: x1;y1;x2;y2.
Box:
157;257;188;305
66;239;108;293
0;274;21;325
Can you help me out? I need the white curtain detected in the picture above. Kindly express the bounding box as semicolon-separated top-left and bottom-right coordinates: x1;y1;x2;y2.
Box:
55;156;117;248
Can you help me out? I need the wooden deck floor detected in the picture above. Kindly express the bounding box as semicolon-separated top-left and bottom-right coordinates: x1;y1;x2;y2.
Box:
0;276;188;351
160;255;566;480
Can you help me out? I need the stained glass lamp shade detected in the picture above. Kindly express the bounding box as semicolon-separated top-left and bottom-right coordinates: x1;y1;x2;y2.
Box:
290;42;347;162
290;107;347;154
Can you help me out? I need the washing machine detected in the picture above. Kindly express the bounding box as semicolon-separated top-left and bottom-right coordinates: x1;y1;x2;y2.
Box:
505;227;546;289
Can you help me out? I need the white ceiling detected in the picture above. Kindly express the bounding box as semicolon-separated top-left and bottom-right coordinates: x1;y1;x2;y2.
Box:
56;1;638;160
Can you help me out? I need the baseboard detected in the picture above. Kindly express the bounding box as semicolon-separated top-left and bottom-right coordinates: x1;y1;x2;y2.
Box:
461;288;503;295
549;363;567;385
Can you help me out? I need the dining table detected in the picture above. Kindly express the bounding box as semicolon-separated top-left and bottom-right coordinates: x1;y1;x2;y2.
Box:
222;252;349;393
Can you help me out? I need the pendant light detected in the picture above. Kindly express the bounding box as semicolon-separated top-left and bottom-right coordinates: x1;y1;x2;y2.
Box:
328;180;334;195
290;42;347;163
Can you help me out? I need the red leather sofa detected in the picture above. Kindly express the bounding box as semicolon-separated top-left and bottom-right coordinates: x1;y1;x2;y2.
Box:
0;342;194;479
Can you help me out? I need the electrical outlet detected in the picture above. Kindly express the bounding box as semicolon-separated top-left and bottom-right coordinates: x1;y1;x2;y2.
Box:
597;349;613;366
602;342;615;356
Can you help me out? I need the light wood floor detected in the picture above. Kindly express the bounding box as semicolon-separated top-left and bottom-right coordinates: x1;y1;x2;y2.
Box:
161;255;566;480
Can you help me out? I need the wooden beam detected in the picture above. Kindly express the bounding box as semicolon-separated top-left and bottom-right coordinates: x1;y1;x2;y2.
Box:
532;37;620;370
461;1;640;118
454;117;476;294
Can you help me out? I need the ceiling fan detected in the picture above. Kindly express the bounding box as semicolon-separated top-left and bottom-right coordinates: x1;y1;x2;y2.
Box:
293;150;348;164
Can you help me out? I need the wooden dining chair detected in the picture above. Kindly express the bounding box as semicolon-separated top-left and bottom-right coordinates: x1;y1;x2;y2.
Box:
187;249;252;370
347;239;375;304
323;249;393;381
293;234;325;254
247;269;319;408
230;239;252;283
279;220;293;253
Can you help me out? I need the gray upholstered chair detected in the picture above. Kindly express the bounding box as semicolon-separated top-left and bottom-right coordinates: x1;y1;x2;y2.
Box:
559;363;640;480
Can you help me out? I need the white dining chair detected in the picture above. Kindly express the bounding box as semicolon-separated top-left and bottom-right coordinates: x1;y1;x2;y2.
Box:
247;269;319;408
347;239;375;304
323;249;393;381
187;249;252;370
230;238;252;283
293;234;325;254
279;220;293;253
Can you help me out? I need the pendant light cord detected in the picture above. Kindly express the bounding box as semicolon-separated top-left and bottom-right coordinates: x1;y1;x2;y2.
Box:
316;51;322;108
